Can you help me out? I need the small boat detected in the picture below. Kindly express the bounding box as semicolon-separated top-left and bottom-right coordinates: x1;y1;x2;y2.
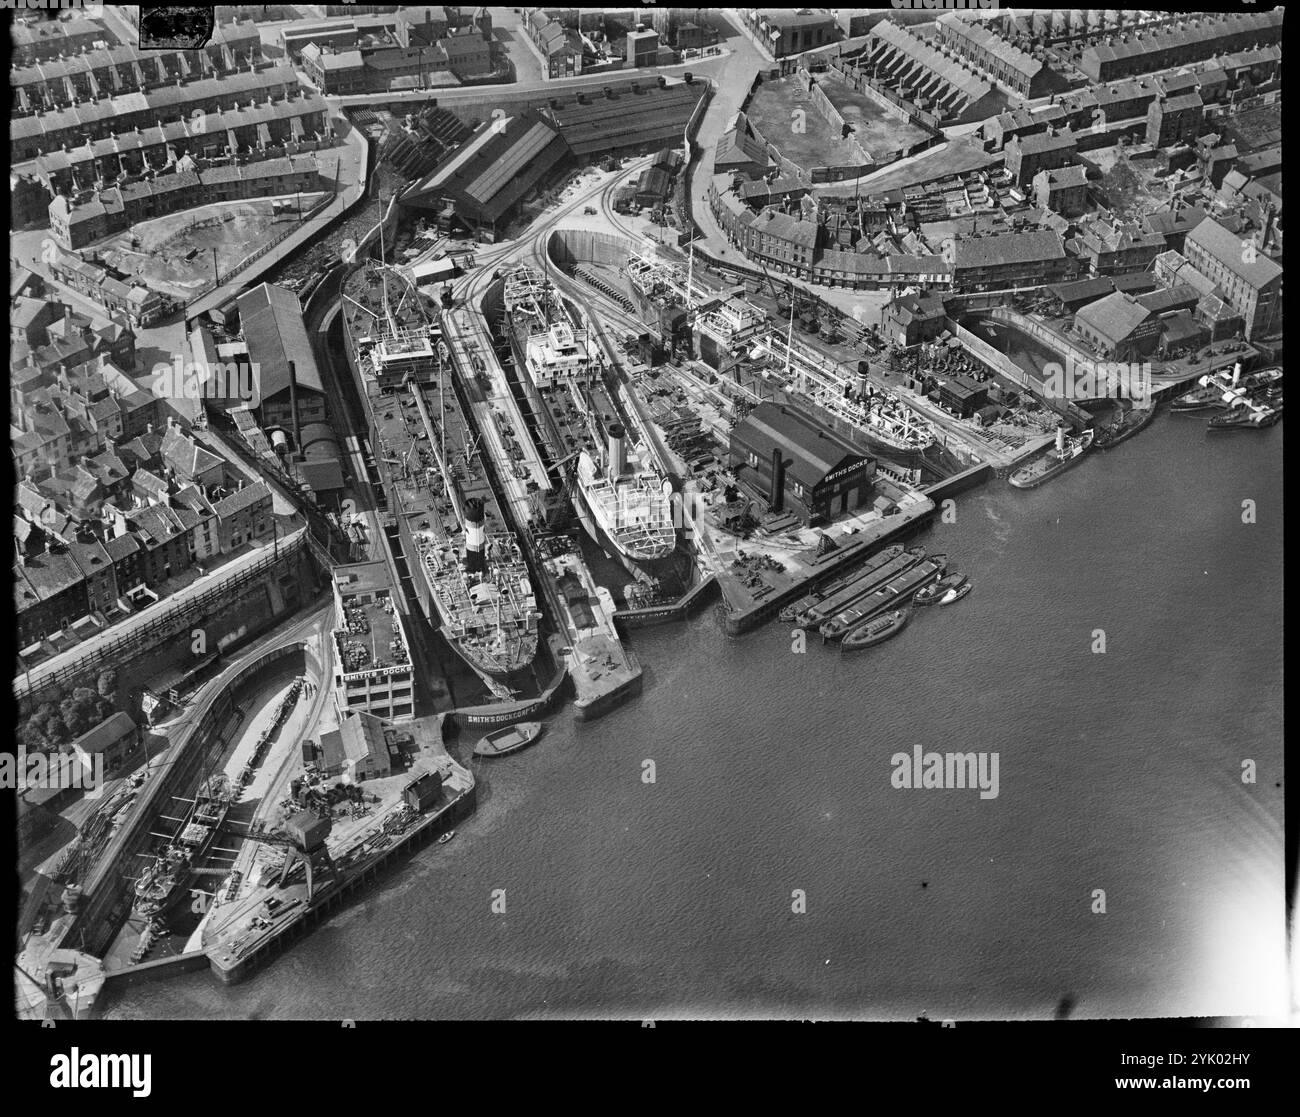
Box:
1207;403;1282;431
437;830;456;845
941;582;973;606
473;721;543;757
841;608;910;653
913;572;967;606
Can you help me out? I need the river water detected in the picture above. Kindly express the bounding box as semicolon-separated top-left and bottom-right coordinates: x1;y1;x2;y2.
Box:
106;359;1285;1021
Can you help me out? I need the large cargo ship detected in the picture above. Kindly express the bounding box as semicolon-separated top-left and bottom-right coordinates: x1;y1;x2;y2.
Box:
1008;426;1094;490
342;261;539;681
502;266;676;579
134;775;232;920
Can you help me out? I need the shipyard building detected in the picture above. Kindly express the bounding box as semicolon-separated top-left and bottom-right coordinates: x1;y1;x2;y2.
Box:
330;562;415;723
729;402;877;526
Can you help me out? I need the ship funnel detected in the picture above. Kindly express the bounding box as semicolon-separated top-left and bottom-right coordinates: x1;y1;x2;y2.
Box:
607;423;627;479
1056;424;1066;454
1232;361;1241;386
461;497;487;577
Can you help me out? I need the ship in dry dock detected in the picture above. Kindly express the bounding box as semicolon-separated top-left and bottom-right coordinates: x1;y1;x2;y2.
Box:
341;261;540;681
134;774;233;921
501;266;676;579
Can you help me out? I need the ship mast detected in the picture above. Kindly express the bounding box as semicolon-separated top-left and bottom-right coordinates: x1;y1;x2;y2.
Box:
378;196;396;338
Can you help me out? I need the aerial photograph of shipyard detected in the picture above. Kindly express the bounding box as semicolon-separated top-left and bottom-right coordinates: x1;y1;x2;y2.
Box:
9;4;1286;1027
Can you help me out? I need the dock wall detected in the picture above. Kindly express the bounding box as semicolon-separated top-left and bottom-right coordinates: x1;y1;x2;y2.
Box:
102;951;210;992
614;573;720;630
723;502;935;636
924;462;995;503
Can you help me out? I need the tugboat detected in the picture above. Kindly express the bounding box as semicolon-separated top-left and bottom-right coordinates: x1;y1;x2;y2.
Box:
1009;425;1094;489
914;571;966;606
840;608;910;653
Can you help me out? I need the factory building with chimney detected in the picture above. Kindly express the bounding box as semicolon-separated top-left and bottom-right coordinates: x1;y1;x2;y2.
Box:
728;402;876;526
235;282;328;437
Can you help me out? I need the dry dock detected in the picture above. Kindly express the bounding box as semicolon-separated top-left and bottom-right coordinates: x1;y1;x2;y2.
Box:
440;299;642;718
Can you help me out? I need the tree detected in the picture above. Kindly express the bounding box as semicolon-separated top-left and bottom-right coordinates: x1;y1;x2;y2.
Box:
96;669;118;699
43;713;71;746
19;719;49;754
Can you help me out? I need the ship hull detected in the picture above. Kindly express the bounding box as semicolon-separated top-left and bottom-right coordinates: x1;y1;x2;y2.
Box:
1009;432;1095;489
135;801;231;920
858;428;932;465
571;474;679;583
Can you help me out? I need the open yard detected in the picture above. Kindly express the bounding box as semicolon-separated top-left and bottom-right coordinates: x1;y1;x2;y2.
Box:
746;75;866;172
97;196;327;300
820;74;933;158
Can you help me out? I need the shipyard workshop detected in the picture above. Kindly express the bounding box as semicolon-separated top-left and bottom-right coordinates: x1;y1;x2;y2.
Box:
729;401;879;526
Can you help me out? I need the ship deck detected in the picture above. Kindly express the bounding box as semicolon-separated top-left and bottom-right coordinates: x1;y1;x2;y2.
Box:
342;265;534;652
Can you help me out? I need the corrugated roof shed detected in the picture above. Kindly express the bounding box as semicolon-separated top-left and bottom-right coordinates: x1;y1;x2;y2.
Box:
236;283;325;402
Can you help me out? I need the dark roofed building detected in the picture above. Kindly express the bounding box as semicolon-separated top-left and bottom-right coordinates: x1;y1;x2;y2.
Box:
729;401;877;525
543;81;707;158
1072;291;1160;361
934;375;989;420
1146;92;1204;149
714;119;773;177
236;283;327;433
400;109;568;234
1005;130;1078;188
1079;9;1283;83
881;291;948;347
944;229;1074;290
635;166;675;209
14;529;90;648
1048;276;1117;311
71;712;140;775
1183;217;1283;340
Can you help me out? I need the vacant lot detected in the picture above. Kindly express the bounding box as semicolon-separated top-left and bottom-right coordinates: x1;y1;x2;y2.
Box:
98;197;326;299
820;75;932;158
746;75;864;172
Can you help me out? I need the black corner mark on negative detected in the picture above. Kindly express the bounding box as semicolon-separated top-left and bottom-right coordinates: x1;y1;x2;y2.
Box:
138;4;216;51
